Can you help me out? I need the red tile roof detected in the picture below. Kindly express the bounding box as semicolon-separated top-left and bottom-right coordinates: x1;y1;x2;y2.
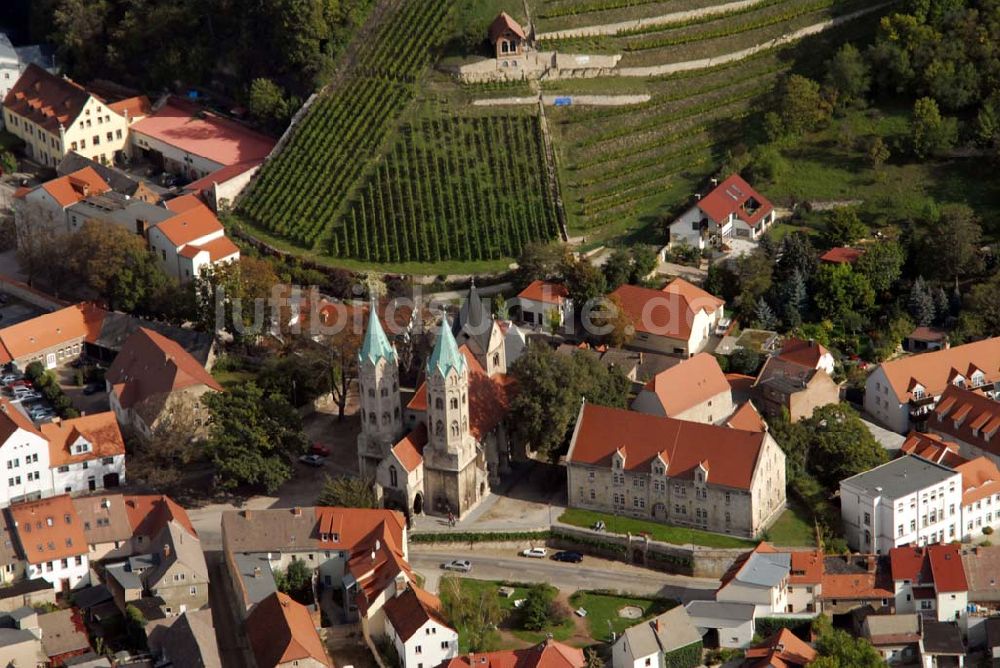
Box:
107;95;151;120
184;159;263;193
42;412;125;467
610;279;723;340
392;422;428;473
246;592;330;667
889;546;931;584
2;64;90;134
517;280;569;305
640;352;730;416
10;494;87;564
0;302;106;364
819;247;864;264
877;337;1000;402
727;373;757;394
789;550;823;584
726;401;766;432
778;337;830;369
927;544;968;593
900;431;968;468
131;97;275;167
179;234;240;262
383;584;451;641
568;403;768;490
930;384;1000;458
407;346;515;440
157;194;226;247
955;457;1000;506
696;174;773;228
489;12;527;43
445;639;584;668
106;327;222;421
124;494;198;539
908;326;948;343
0;397;44;442
38;167;112;208
744;628;817;668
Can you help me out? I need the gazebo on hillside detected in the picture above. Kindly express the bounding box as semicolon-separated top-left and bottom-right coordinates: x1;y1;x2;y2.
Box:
489;12;527;60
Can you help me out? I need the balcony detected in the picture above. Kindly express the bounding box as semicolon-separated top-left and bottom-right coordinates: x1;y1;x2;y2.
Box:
909;395;936;420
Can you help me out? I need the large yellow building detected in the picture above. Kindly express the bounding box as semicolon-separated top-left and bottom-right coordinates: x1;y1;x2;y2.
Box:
2;63;147;168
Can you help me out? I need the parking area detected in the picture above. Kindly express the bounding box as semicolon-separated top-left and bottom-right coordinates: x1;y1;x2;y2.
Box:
55;366;110;415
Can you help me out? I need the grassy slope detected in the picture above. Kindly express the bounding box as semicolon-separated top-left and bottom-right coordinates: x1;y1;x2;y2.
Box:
568;591;676;641
559;508;757;548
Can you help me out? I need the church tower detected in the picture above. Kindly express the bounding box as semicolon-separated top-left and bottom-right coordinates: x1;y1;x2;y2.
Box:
356;303;403;478
422;317;487;517
455;281;506;376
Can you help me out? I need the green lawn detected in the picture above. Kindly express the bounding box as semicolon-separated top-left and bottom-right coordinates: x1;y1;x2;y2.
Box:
568;591;676;642
558;508;757;549
767;503;817;547
211;369;257;390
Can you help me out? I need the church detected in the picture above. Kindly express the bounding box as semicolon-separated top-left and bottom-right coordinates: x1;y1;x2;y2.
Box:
356;286;515;519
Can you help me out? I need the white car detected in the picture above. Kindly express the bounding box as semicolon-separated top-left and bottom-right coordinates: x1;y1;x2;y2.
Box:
441;559;472;572
521;547;548;559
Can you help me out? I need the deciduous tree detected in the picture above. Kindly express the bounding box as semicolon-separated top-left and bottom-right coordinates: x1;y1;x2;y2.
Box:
317;475;378;508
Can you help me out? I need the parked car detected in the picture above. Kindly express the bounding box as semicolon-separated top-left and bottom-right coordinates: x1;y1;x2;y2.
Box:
83;383;103;395
715;317;733;336
7;379;32;390
551;551;583;563
0;373;19;385
441;560;472;572
521;547;548;559
13;390;40;401
309;443;331;456
298;454;326;467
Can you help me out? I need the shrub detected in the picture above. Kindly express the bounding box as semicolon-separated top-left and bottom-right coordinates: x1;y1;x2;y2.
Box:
664;641;703;668
73;369;84;386
985;526;994;536
24;362;44;383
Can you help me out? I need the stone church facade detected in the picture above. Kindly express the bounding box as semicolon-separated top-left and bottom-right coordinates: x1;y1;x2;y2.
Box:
357;287;514;519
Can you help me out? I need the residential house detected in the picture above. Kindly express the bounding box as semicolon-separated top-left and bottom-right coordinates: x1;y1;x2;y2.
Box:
72;493;132;562
12;166;112;238
9;495;89;593
0;627;46;667
383;583;458;668
920;620;966;667
515;280;571;327
666;174;775;250
2;64;141;167
751;356;840;422
105;327;222;438
926;385;1000;466
889;544;968;623
566;403;787;538
900;432;968;468
906;327;949;354
57;151;162;203
65;187;173;236
818;554;893;615
0;398;51;507
556;344;680;385
960;545;1000;607
0;579;54;613
0;510;25;585
631;352;733;424
715;544;791;616
245;591;331;668
0;31;53;114
43;412;126;495
840;455;963;553
954;457;1000;540
726;401;767;433
612;606;702;668
742;628;816;667
864;337;1000;433
130;96;275;211
610;278;725;357
818;247;864;265
36;607;91;665
444;639;584;668
862;613;922;665
147;608;222;668
683;600;757;648
143;194;240;281
0;301;106;370
123;494;198;555
776;338;835;375
87;309;215;367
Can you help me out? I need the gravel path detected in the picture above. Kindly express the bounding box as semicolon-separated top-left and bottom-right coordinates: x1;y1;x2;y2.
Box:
472;94;651;106
536;0;765;41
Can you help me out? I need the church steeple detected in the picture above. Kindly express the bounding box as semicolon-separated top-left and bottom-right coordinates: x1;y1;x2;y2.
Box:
359;301;396;366
429;317;466;379
356;301;402;457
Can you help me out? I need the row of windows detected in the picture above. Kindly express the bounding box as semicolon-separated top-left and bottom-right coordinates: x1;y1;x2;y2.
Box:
31;555;84;573
7;454;39;468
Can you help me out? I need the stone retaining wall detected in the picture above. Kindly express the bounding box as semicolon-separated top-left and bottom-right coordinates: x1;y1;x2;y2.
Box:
536;0;763;40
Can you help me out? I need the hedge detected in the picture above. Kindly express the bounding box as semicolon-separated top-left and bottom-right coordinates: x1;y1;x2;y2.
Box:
551;528;629;557
410;530;550;544
663;640;703;668
754;616;813;639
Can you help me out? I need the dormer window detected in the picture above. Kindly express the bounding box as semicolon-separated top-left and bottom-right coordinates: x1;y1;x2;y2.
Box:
73;442;91;454
913;388;925;400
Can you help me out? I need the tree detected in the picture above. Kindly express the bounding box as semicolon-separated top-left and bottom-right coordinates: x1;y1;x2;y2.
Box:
779;270;808;329
777;75;830;135
316;326;361;420
584;648;605;668
521;584;556;631
561;256;606;307
813;264;874;324
746;144;789;185
823;207;867;247
317;475;378;508
514;242;569;291
248;77;291;132
125;399;201;490
630;246;657;283
855;240;904;296
196;257;279;341
0;150;15;175
274;558;313;603
911;97;957;158
730;348;762;376
753;297;778;330
593;294;634;347
202;382;308;493
602;248;633;291
825;43;871;103
872;313;914;361
915;203;983;286
440;576;503;652
508;344;629;459
806;404;888;489
866;136;890;172
812;614;883;667
908;276;936;326
733;249;774;318
125;603;148;650
776;232;818;282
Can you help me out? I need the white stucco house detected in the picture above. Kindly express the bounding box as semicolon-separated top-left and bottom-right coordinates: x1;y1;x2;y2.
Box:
612;607;701;668
610;278;725;357
515;280;572;328
10;495;90;592
665;174;775;251
889;544;969;625
383;584;458;668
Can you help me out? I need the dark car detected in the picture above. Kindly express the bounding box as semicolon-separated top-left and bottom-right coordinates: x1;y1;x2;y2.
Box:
551;551;583;563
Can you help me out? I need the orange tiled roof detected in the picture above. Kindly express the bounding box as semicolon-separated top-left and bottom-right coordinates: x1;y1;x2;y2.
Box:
610;278;722;340
489;12;527;43
392;423;428;473
156;194;225;247
789;550;823;584
726;401;766;432
0;397;44;442
107;95;151;120
383;584;451;641
819;247;864;264
39;167;112;208
641;351;729;416
123;494;197;539
697;174;773;228
900;431;968;468
878;338;1000;402
446;639;584;668
517;280;568;305
955;457;1000;506
568;403;767;490
42;412;125;467
182;234;240;262
246;592;330;667
10;494;87;564
0;302;105;363
778;337;830;369
744;628;817;667
2;64;91;134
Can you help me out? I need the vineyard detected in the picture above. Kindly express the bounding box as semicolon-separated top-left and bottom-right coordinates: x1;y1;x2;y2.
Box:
330;112;560;263
239;0;456;249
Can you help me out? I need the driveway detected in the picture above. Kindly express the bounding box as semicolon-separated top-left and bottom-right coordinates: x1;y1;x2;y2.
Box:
860;415;904;452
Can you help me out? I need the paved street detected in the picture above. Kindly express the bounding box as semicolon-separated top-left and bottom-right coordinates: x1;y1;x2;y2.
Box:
409;547;719;603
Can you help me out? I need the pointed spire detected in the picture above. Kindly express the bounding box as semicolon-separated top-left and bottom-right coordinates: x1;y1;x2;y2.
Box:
428;316;466;378
359;300;396;366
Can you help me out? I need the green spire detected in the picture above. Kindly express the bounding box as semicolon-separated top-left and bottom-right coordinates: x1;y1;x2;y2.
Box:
359;302;396;366
428;316;466;378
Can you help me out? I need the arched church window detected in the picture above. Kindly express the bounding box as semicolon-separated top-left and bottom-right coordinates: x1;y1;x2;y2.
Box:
435;398;444;410
382;412;390;425
389;466;398;488
381;388;388;397
450;397;458;410
451;421;460;437
369;413;376;425
436;421;444;436
493;353;500;368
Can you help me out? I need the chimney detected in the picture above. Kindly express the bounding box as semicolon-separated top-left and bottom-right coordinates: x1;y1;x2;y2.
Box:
243;510;252;520
866;555;876;573
292;507;302;517
654;618;661;634
253;566;262;578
